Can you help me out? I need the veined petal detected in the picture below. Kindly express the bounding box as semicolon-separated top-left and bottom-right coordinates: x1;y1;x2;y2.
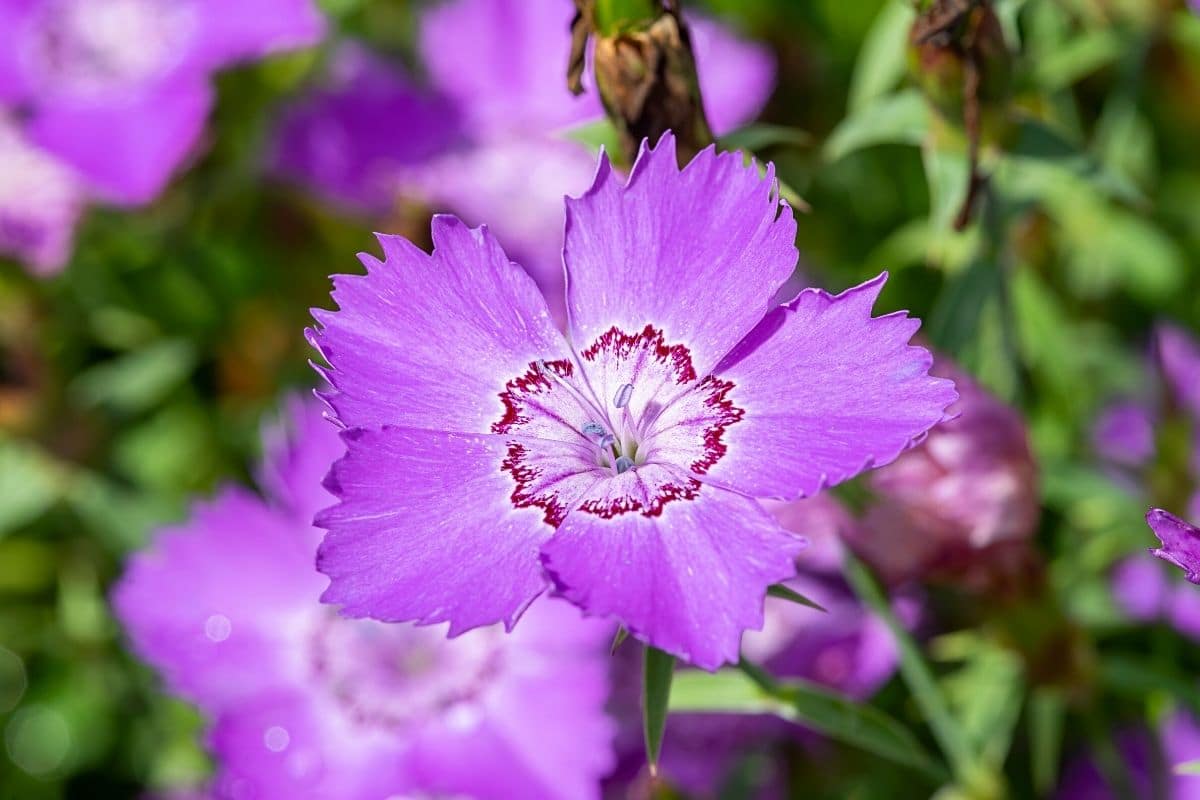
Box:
540;474;804;670
316;426;591;633
564;134;798;380
705;274;958;499
310;216;569;433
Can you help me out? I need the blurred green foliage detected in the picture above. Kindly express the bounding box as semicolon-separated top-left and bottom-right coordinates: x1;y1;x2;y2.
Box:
2;0;1200;797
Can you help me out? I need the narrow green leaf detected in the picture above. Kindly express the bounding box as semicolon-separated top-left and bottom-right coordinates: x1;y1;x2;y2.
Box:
823;89;929;163
1030;689;1065;794
847;0;915;113
642;646;676;776
1175;760;1200;776
926;257;1001;356
610;626;630;655
737;660;947;782
719;124;812;154
845;554;976;781
766;583;827;612
69;339;197;414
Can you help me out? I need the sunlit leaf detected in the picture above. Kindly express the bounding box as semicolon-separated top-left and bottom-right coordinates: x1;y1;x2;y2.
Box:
824;90;929;163
643;646;675;776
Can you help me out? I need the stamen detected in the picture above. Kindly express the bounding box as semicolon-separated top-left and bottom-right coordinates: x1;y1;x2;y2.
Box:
598;433;616;450
613;383;633;409
615;456;635;474
581;421;606;438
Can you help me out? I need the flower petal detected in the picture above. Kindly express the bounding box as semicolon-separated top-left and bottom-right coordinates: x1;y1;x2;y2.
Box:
272;45;462;213
256;396;344;527
1157;323;1200;418
316;426;593;633
0;119;84;275
406;136;598;326
209;691;413;800
1148;508;1200;585
310;216;568;433
690;15;776;135
405;599;615;800
191;0;324;69
564;134;797;380
28;77;212;205
540;473;804;669
418;0;600;137
111;489;324;710
705;273;958;499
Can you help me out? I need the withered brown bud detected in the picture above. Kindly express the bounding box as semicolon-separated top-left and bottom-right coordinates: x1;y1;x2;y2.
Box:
908;0;1012;230
569;0;714;166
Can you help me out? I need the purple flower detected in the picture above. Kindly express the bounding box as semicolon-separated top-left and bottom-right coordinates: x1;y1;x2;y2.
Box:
1159;323;1200;418
851;358;1039;584
1148;508;1200;584
606;496;910;796
0;115;84;273
0;0;323;273
113;399;615;800
1058;712;1200;799
1092;400;1157;468
310;135;956;670
273;0;776;319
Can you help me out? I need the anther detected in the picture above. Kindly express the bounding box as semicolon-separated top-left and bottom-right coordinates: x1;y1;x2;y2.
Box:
615;456;635;474
581;421;606;438
598;433;616;449
613;383;633;408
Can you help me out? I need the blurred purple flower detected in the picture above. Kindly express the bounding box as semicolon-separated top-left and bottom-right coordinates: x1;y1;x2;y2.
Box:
1159;323;1200;418
1058;712;1200;799
851;358;1039;584
273;0;777;320
113;399;615;800
0;115;84;273
1093;400;1157;468
309;134;956;670
0;0;324;273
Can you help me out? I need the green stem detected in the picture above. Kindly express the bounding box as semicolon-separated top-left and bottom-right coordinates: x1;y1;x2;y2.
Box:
844;553;976;781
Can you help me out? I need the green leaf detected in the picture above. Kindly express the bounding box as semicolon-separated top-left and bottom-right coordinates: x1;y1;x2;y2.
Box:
847;0;915;114
0;438;66;537
766;583;827;612
719;124;812;154
1029;689;1065;794
642;646;676;776
70;339;197;414
738;661;946;782
1176;760;1200;776
1032;29;1124;91
824;89;929;163
561;119;623;159
926;257;1001;355
610;626;630;655
844;554;976;781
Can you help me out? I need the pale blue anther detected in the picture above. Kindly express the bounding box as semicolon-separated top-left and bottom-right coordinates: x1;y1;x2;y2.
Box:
581;421;606;438
613;383;633;408
598;433;616;449
615;456;635;474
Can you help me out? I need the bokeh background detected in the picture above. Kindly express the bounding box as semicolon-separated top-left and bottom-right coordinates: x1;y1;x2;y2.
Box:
2;0;1200;797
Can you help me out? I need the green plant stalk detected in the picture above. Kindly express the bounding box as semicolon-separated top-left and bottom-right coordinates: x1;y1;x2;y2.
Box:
642;645;676;776
594;0;658;35
844;553;977;782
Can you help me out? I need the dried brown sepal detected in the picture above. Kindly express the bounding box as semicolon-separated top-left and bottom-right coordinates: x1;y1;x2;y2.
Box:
909;0;1009;230
569;0;714;166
